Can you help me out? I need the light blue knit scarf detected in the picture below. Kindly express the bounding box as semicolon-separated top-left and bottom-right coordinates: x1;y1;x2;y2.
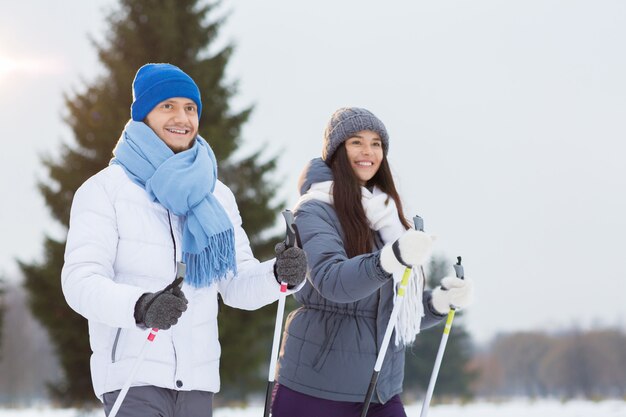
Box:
111;121;236;287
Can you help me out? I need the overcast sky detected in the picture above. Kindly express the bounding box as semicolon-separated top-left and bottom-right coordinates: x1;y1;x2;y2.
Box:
1;0;625;343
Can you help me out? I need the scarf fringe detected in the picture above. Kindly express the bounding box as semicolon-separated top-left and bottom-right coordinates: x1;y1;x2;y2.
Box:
183;229;237;287
394;268;424;346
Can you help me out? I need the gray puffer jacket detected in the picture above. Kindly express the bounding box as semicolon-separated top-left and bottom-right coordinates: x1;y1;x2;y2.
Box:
276;158;444;404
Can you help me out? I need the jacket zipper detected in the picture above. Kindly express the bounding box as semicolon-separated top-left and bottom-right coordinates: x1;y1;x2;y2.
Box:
167;210;177;268
111;328;122;362
167;210;181;383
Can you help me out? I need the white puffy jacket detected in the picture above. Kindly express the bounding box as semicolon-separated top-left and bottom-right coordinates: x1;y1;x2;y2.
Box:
62;164;288;400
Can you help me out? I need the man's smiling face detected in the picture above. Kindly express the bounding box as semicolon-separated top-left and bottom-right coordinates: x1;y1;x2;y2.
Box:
144;97;199;153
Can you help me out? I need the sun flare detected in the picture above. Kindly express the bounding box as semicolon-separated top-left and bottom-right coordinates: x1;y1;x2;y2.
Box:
0;56;20;76
0;54;63;80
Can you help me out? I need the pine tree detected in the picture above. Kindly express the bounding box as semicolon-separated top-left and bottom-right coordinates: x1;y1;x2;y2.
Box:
403;256;477;400
19;0;282;405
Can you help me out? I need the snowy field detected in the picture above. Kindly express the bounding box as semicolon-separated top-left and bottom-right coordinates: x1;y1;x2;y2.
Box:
2;399;626;417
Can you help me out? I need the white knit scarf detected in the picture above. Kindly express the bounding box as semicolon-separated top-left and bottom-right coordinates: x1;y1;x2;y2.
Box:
295;181;424;346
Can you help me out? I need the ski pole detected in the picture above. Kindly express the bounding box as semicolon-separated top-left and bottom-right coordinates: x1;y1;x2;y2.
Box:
263;209;301;417
419;256;465;417
108;262;186;417
360;215;424;417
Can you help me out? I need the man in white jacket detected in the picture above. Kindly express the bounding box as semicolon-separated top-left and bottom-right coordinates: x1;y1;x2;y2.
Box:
61;63;307;417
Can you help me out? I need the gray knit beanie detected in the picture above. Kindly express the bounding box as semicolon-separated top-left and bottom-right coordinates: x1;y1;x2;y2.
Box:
322;107;389;162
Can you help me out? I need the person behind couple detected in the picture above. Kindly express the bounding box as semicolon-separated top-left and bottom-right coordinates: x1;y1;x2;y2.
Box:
271;107;475;417
61;63;307;417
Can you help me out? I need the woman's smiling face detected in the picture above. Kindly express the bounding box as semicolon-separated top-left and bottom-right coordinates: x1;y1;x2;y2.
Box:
344;130;384;185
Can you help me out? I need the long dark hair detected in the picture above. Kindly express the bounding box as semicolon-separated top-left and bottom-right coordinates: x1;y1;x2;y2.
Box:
329;144;411;258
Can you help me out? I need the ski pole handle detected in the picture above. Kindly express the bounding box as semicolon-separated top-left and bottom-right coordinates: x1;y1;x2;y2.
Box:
279;209;301;292
148;262;187;340
162;262;186;292
447;257;464;311
282;209;301;249
413;215;428;293
396;215;424;293
151;262;187;334
453;256;464;280
147;262;186;348
413;215;424;232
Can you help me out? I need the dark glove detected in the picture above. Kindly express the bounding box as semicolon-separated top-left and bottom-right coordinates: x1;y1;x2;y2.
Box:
273;242;308;288
134;284;188;330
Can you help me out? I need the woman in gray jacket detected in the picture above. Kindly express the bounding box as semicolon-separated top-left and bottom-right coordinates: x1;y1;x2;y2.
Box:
272;107;474;417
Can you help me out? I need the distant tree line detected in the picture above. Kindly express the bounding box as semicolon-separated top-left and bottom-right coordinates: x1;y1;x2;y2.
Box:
0;282;61;406
470;329;626;399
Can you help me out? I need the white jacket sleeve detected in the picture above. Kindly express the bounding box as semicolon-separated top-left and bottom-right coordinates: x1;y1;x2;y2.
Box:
215;181;296;310
61;177;146;329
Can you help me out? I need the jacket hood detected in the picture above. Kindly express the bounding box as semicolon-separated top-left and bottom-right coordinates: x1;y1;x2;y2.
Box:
298;158;334;195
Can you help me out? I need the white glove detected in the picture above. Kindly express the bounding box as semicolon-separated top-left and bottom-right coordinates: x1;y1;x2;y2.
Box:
380;229;433;277
431;276;474;314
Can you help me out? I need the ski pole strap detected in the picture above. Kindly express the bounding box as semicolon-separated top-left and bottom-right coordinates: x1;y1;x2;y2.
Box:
391;240;411;268
163;262;186;292
163;277;183;292
390;215;425;268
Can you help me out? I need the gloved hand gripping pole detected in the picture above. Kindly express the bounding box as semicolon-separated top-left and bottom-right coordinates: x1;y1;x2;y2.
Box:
360;216;423;417
419;256;465;417
263;210;301;417
108;262;186;417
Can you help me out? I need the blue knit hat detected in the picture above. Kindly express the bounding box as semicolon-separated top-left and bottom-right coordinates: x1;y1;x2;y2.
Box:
322;107;389;161
131;63;202;121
